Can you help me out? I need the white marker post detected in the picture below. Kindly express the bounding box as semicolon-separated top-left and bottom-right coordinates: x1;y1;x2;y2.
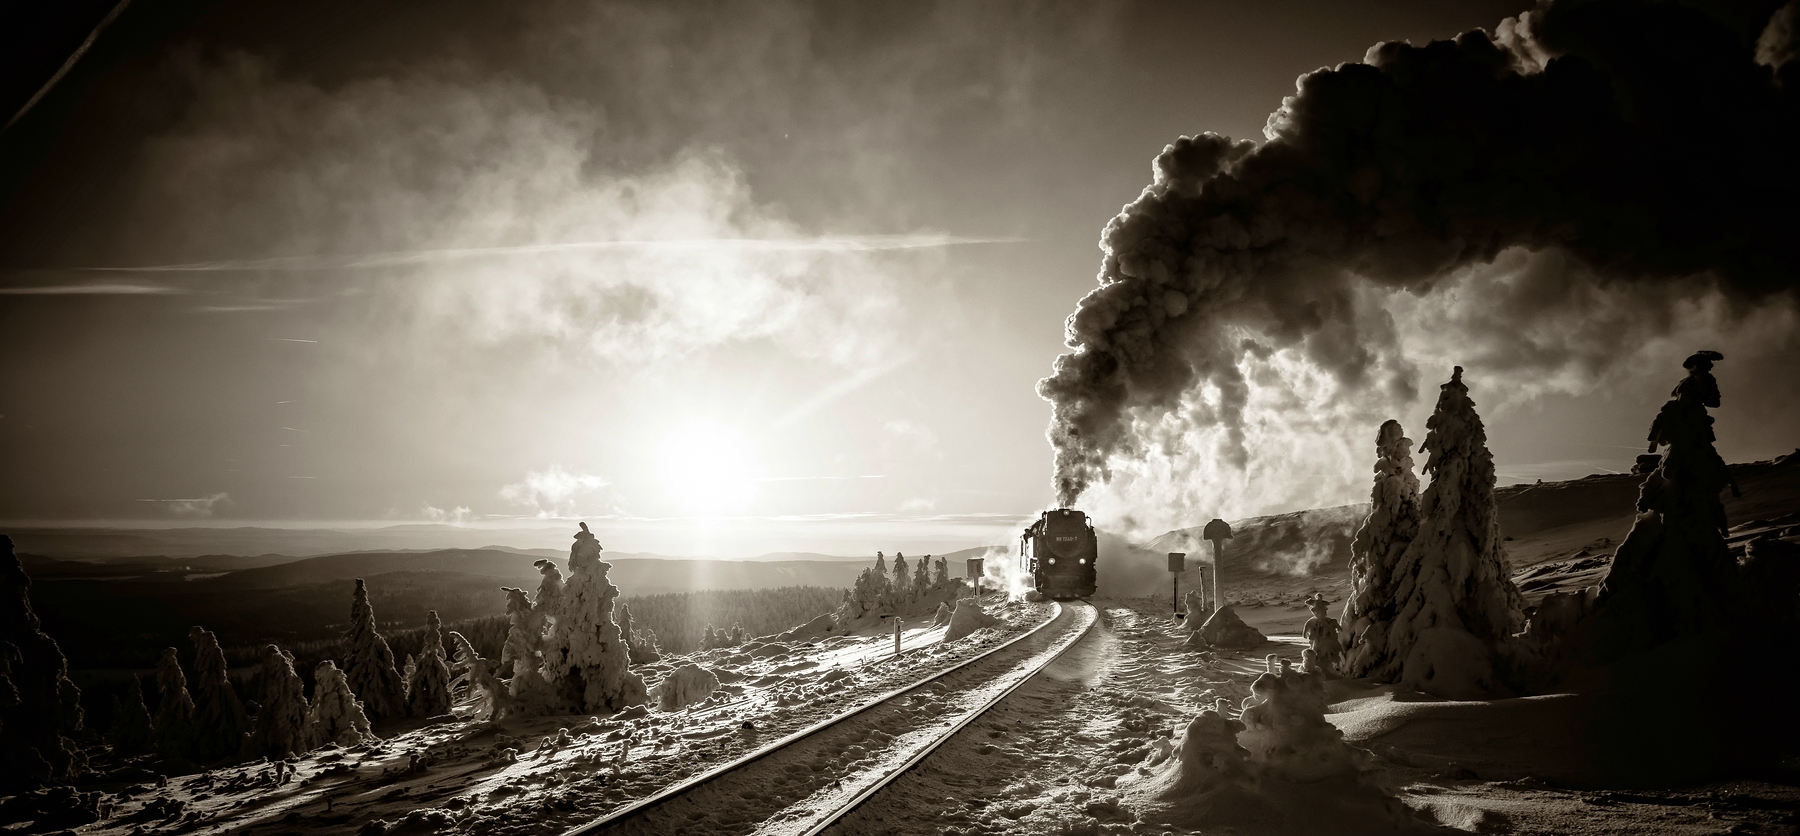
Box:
894;617;902;656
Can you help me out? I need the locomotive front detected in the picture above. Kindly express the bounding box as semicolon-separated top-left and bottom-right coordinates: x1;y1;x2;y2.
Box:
1022;508;1097;599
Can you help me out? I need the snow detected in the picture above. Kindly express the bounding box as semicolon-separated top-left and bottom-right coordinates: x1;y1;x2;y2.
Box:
650;663;719;711
1186;605;1266;650
943;596;999;642
151;647;196;761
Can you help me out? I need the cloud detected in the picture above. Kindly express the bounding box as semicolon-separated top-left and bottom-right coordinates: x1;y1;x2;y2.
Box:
899;496;938;513
500;465;612;517
138;492;230;517
422;504;474;526
0;282;184;295
881;419;942;460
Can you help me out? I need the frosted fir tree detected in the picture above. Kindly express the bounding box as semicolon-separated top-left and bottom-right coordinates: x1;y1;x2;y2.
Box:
247;645;310;759
448;631;507;721
729;623;747;645
187;626;249;762
700;624;718;651
1365;368;1524;699
341;579;407;723
306;661;373;748
499;587;550;703
933;556;949;586
1338;419;1423;679
405;611;452;719
401;654;417;690
837;552;892;622
0;536;86;790
532;559;564;619
616;603;662;665
912;554;931;600
535;523;646;715
890;553;910;606
109;675;155;757
152;647;197;760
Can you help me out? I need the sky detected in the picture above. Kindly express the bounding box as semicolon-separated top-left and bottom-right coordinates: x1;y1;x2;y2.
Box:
1;0;1796;555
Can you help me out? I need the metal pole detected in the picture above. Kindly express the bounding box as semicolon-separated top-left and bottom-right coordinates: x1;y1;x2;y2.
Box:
1212;541;1223;611
894;617;902;656
1172;574;1179;617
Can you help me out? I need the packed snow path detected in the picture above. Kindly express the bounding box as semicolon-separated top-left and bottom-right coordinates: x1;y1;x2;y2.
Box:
566;600;1097;836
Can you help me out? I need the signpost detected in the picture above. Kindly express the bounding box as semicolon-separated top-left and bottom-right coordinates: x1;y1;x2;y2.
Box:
1168;552;1186;618
966;556;985;598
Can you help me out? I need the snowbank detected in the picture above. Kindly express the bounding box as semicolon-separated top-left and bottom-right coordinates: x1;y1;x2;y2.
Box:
1125;659;1427;834
942;597;999;643
1185;606;1265;650
651;664;720;712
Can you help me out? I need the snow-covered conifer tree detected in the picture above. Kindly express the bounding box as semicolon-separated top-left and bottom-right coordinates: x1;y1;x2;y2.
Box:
151;647;196;760
341;579;406;722
913;555;931;599
187;626;249;762
247;645;309;758
535;523;646;714
617;603;661;665
306;661;373;748
405;611;452;719
500;587;549;703
1352;368;1524;698
109;675;154;757
1338;420;1422;678
890;553;909;604
0;536;86;790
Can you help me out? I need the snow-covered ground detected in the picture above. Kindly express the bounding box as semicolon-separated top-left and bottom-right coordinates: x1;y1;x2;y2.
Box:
68;596;1054;836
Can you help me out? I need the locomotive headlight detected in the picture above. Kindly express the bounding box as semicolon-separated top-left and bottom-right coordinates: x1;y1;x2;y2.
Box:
1048;558;1057;564
1078;558;1087;564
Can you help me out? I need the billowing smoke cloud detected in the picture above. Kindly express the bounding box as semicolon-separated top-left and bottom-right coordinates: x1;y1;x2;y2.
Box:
1041;0;1800;527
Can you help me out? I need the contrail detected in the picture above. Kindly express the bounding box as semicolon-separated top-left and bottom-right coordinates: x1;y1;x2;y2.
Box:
267;338;318;343
85;234;1029;273
773;356;914;428
0;282;181;295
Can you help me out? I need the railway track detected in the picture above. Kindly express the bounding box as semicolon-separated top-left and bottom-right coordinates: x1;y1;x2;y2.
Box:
562;599;1098;836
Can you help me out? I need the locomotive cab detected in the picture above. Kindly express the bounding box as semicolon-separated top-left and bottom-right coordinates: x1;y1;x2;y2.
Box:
1022;508;1097;599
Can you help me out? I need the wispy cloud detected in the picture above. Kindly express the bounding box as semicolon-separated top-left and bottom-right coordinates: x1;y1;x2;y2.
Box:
267;338;318;343
85;234;1024;274
0;282;185;295
137;492;230;517
750;474;886;482
773;356;913;428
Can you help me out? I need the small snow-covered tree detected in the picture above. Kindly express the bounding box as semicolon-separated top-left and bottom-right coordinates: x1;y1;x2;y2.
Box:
341;579;406;723
449;631;506;721
535;523;646;714
109;675;154;756
934;556;948;587
618;603;662;665
151;647;196;760
912;554;931;599
0;537;86;790
187;626;249;763
405;611;452;719
729;623;747;645
500;587;549;702
306;661;373;748
247;645;309;759
402;654;417;691
890;553;910;605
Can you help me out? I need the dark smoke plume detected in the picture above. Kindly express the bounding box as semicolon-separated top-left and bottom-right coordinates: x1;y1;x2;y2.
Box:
1040;0;1800;509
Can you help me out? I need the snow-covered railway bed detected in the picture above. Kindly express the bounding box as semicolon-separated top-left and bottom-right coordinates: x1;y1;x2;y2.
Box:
822;599;1289;835
68;600;1054;836
564;600;1094;836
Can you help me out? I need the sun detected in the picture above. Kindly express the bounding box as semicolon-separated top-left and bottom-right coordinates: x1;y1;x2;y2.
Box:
652;420;758;516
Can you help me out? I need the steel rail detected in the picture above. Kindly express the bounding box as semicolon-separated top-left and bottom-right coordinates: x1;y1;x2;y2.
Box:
561;598;1072;836
799;599;1098;836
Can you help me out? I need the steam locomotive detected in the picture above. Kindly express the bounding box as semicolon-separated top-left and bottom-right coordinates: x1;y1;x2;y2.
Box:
1021;508;1097;599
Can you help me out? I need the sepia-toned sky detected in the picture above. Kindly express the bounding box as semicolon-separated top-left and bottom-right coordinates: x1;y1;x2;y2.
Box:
2;0;1796;553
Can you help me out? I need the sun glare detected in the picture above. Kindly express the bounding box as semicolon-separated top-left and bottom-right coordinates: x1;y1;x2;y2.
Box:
653;420;758;516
